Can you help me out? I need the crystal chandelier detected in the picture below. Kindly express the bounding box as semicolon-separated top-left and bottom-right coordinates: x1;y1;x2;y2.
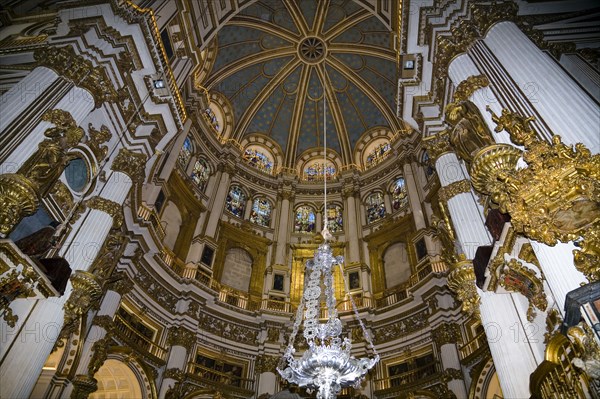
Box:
277;90;379;399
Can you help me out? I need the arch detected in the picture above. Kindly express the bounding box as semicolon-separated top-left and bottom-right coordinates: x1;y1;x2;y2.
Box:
296;147;342;181
221;247;253;292
243;145;276;175
382;242;411;288
354;126;395;169
89;359;143;399
160;200;182;251
240;133;284;171
469;355;503;399
205;91;234;139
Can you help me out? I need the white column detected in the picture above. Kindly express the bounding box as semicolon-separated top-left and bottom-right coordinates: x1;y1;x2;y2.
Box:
484;21;599;153
531;241;587;313
0;171;131;399
447;53;511;145
344;192;361;263
439;343;467;398
244;198;253;220
1;85;94;172
403;163;426;230
274;194;290;265
158;345;188;398
204;168;230;238
436;152;491;258
0;67;59;133
479;291;542;399
257;372;277;396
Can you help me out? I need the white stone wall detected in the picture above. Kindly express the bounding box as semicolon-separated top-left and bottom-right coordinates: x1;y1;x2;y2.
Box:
222;247;252;291
383;242;410;288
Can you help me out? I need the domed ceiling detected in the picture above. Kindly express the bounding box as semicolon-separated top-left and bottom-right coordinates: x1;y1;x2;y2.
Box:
203;0;400;167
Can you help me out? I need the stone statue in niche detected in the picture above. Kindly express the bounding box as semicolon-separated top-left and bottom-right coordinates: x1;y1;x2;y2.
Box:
444;100;495;163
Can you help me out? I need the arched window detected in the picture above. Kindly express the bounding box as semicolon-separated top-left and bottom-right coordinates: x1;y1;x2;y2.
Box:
250;198;272;227
294;205;316;233
366;142;391;168
178;136;192;167
243;148;273;174
366;192;386;224
422;151;434;179
303;161;336;181
391;177;408;212
191;159;209;191
326;204;343;233
225;186;246;217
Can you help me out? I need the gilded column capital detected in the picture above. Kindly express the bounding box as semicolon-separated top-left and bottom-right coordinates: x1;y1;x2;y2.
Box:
163;368;185;381
111;148;147;183
71;375;98;399
61;272;103;340
107;272;134;295
442;368;464;381
423;130;452;161
341;184;360;200
255;354;279;373
167;326;196;351
93;315;115;332
0;174;39;236
217;161;236;175
432;322;461;346
453;75;490;102
34;45;118;108
438;179;472;203
86;197;123;228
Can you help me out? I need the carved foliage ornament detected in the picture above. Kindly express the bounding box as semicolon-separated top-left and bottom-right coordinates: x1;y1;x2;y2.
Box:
423;130;452;161
473;108;600;281
86;197;124;228
111;148;147;183
438;179;471;203
167;326;196;351
432;323;461;346
34;46;118;108
447;259;480;318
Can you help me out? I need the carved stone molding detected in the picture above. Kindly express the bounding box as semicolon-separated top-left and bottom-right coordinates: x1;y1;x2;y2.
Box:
107;272;134;295
111;148;147;183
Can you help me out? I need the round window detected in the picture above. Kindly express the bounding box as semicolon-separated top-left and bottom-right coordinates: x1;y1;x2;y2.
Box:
64;158;89;192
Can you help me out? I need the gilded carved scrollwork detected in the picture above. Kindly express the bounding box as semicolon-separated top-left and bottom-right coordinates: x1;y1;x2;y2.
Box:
423;130;452;161
34;46;118;108
86;197;124;228
438;180;472;203
444;76;495;163
447;259;480;318
111;148;147;183
60;271;103;342
472;108;600;281
0;109;83;235
499;258;548;321
87;124;112;160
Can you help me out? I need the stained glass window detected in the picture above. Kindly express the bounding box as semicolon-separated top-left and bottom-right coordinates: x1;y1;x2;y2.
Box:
243;148;273;174
250;198;272;227
191;159;209;191
178;137;192;167
294;205;316;233
326;204;343;233
391;177;408;211
303;161;336;181
225;186;246;217
366;142;391;168
423;151;434;178
366;192;386;224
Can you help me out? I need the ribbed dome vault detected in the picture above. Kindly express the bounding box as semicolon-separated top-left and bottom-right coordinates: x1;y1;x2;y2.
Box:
202;0;401;167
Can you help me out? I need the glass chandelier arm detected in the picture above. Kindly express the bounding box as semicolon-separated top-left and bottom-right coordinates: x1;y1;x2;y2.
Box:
338;263;380;359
